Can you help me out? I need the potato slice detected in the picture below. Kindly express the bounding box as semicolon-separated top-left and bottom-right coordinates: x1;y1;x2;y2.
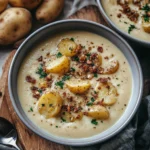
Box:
58;38;77;57
38;92;63;118
142;18;150;33
100;60;119;74
87;105;109;120
61;111;83;122
95;82;118;106
66;79;91;94
46;56;70;74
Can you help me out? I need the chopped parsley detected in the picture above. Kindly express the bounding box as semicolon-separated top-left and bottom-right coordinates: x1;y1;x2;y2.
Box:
117;84;120;87
128;25;136;34
72;56;79;61
70;67;75;72
61;117;66;122
142;4;150;13
86;53;91;60
143;14;149;22
86;97;95;106
91;97;95;102
94;73;98;78
70;37;74;41
55;81;64;89
91;119;98;125
36;64;47;78
30;107;33;112
62;75;70;81
56;126;58;128
86;102;93;106
55;75;70;89
38;89;43;94
56;52;62;58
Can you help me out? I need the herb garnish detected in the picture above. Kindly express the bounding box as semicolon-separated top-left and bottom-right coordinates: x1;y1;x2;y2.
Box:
142;4;150;13
128;25;136;34
70;37;74;41
72;56;79;61
61;117;66;122
56;126;58;128
30;107;33;112
70;67;75;72
62;75;70;81
36;64;47;78
55;75;70;89
49;104;53;107
38;89;43;94
56;52;63;58
91;119;98;125
86;53;91;60
94;73;98;78
55;81;64;89
143;14;149;22
86;97;95;106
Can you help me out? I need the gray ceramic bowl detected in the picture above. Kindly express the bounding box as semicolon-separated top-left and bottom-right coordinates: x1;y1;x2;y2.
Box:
8;20;143;146
97;0;150;48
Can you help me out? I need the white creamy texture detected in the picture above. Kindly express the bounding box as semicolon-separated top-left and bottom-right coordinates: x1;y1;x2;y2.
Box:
102;0;150;42
17;31;132;138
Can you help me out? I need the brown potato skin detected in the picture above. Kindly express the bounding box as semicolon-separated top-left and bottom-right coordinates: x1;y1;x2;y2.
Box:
0;8;32;45
22;0;42;10
9;0;42;10
0;0;8;13
9;0;24;7
36;0;64;24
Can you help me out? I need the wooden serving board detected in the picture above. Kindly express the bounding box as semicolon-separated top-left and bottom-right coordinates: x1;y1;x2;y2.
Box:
0;6;107;150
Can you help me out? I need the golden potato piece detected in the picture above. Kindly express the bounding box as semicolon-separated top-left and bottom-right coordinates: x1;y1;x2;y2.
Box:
61;111;83;122
66;79;91;94
95;82;118;106
142;18;150;33
87;105;109;120
22;0;42;10
95;54;102;66
38;92;63;118
58;38;78;57
100;60;119;74
46;56;70;74
39;81;48;89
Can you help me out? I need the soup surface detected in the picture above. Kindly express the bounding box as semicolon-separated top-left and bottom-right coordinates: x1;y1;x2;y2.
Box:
102;0;150;42
18;31;132;138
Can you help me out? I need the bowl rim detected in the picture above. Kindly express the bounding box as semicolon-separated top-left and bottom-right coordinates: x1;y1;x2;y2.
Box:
8;19;143;146
96;0;150;47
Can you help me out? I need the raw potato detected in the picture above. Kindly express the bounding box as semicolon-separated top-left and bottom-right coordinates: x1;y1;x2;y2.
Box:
0;8;32;45
66;79;91;94
22;0;42;10
38;92;63;118
36;0;64;24
0;0;8;13
58;38;78;57
9;0;42;10
46;56;70;74
142;18;150;33
95;82;118;106
9;0;24;7
87;105;109;120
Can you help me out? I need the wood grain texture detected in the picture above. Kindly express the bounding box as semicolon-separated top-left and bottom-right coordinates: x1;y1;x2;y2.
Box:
0;6;103;150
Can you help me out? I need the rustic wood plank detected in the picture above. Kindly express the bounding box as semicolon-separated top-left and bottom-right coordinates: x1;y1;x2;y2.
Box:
0;5;104;150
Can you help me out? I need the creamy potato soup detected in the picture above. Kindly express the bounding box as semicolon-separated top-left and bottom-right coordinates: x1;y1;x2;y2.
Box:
18;31;132;138
102;0;150;42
